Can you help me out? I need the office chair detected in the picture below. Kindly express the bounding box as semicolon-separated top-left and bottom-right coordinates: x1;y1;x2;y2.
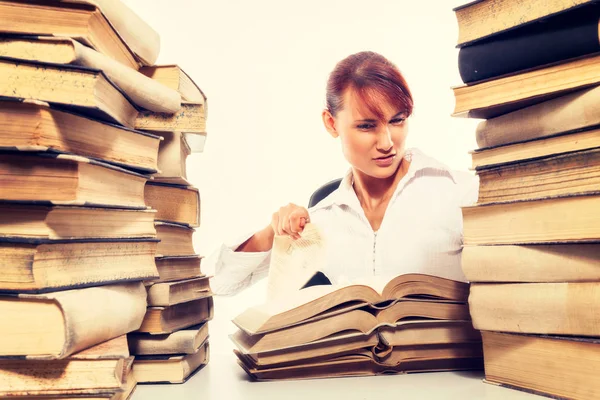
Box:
308;178;342;208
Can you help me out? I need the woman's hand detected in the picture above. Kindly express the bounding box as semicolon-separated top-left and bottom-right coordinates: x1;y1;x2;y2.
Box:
271;203;310;240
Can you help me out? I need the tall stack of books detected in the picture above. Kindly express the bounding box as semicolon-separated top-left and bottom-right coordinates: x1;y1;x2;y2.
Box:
452;1;600;398
231;272;483;380
128;71;213;383
0;0;209;396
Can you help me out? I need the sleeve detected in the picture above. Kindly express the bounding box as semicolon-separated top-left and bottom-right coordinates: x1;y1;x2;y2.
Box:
209;231;271;296
455;170;480;207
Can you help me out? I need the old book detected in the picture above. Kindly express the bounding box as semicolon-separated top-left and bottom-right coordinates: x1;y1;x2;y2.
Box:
469;282;600;335
0;238;158;292
0;204;156;239
132;341;209;384
0;57;138;128
482;331;600;399
146;276;212;307
139;65;206;104
453;0;595;46
475;86;600;149
236;350;483;381
233;274;470;335
155;222;195;257
153;255;203;284
128;323;208;356
238;342;483;370
0;335;133;396
0;282;146;359
458;5;600;83
233;316;478;355
153;131;191;185
0;0;139;69
472;129;600;170
0;37;179;113
462;243;600;283
0;153;148;208
0;100;160;173
61;0;160;65
137;296;214;335
135;102;206;134
144;183;200;227
452;53;600;118
463;194;600;245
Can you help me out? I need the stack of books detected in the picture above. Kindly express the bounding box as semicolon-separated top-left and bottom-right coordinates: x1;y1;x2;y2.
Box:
452;1;600;398
129;86;213;382
0;0;210;395
231;273;483;380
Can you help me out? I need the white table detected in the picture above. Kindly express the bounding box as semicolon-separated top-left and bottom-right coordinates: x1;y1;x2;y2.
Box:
133;294;542;400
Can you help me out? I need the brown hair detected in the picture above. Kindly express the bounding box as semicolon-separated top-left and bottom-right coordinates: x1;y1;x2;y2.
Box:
325;51;413;120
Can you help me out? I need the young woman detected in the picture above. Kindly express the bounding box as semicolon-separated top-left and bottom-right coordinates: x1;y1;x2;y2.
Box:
211;51;478;295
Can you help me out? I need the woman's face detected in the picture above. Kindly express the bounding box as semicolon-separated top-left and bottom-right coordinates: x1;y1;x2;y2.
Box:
323;88;409;180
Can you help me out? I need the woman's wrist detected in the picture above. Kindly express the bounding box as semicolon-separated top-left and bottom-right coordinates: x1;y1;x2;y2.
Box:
235;224;275;252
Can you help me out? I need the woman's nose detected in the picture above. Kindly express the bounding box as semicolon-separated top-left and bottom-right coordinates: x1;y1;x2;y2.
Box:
376;126;393;152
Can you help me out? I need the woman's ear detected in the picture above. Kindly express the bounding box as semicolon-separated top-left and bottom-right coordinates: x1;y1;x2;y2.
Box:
321;109;339;138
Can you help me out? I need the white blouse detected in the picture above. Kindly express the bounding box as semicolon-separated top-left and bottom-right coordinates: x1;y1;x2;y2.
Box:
210;148;479;296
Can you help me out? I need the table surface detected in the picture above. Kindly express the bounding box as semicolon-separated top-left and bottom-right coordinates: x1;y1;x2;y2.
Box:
132;295;542;400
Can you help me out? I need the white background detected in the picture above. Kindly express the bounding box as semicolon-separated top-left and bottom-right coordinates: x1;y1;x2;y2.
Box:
124;0;480;344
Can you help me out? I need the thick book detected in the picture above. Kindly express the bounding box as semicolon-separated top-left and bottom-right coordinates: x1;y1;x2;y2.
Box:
476;149;600;204
475;86;600;149
128;323;208;356
62;0;161;65
139;65;206;103
453;0;596;47
0;153;149;209
0;57;138;128
471;128;600;171
469;282;600;335
0;0;139;69
462;243;600;283
458;5;600;83
0;282;146;359
153;131;191;185
233;274;469;335
155;221;196;257
137;296;214;335
236;350;483;381
146;276;212;307
0;99;160;173
144;183;200;227
0;238;158;292
452;53;600;118
153;255;203;284
0;204;156;240
135;102;206;134
463;194;600;245
232;316;479;355
132;341;209;384
482;331;600;399
0;37;180;113
0;335;133;396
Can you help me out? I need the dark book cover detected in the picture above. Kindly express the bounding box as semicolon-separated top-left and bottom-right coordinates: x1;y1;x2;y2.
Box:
458;4;600;83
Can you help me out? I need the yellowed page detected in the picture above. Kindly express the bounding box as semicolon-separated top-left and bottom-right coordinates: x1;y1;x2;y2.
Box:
267;223;326;302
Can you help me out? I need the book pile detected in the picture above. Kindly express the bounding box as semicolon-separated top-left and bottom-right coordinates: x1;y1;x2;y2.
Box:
129;96;213;383
0;0;210;395
231;270;483;380
452;1;600;398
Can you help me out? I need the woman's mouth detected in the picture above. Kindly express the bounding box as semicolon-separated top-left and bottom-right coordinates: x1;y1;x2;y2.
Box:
373;154;396;167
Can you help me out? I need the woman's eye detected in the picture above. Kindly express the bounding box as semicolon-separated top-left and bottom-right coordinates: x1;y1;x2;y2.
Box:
357;123;376;130
390;118;405;125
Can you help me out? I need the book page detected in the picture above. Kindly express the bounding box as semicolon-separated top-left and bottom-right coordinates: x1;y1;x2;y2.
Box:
267;223;327;302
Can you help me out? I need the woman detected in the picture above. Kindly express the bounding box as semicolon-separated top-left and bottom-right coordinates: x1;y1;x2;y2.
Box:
211;51;478;296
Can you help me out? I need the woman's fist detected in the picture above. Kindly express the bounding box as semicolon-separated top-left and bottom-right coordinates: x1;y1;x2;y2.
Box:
271;203;310;240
